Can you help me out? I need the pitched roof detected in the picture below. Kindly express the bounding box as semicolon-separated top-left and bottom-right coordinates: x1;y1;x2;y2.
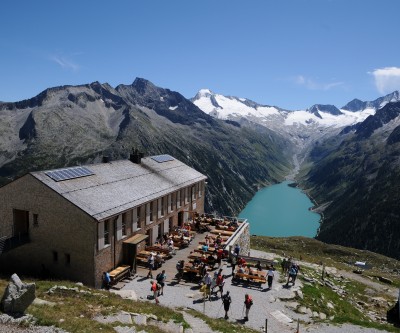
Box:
31;156;207;221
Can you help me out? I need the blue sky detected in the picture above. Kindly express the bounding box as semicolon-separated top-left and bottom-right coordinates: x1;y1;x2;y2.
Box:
1;0;400;110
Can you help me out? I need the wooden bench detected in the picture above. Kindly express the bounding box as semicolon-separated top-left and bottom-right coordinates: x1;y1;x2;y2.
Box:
194;249;214;255
108;265;131;285
145;246;172;259
232;272;266;288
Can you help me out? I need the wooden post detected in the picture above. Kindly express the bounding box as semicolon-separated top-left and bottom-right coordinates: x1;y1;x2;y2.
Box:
265;318;268;332
321;264;325;280
296;318;300;332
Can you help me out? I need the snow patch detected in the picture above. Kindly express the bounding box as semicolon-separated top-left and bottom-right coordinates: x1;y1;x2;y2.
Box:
169;106;178;110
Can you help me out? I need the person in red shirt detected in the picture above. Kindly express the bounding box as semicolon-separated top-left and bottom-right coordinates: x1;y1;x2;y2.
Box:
216;273;225;297
237;257;247;266
244;294;253;321
150;280;159;304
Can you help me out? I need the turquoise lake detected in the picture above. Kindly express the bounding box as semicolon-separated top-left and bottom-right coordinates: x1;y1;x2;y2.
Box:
238;181;321;237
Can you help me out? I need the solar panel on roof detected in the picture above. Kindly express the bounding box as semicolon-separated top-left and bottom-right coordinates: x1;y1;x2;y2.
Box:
151;154;175;163
45;166;94;182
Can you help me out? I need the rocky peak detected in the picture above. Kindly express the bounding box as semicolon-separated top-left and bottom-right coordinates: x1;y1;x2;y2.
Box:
308;104;342;118
130;78;159;96
341;98;367;112
342;91;400;112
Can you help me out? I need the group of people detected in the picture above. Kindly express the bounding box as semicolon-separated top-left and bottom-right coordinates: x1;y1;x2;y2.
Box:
220;291;253;321
149;269;167;304
281;257;300;286
202;233;224;250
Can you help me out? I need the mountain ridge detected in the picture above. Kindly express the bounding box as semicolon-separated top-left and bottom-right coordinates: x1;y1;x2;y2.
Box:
0;78;291;217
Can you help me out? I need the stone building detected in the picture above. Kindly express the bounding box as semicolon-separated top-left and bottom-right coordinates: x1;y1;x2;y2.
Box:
0;154;206;287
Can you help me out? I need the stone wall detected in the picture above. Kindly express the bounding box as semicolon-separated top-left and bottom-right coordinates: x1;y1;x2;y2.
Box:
225;220;250;257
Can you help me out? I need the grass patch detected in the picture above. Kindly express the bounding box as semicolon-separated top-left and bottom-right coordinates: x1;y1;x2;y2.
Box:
0;277;189;333
251;235;400;287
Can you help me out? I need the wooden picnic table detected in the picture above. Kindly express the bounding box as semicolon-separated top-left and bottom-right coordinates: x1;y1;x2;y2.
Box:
194;249;215;255
188;252;203;259
108;265;131;285
199;241;227;247
215;225;238;231
210;229;234;236
197;245;217;253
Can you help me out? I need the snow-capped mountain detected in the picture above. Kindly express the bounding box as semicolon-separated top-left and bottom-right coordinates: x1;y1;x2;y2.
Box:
342;91;400;112
192;89;400;150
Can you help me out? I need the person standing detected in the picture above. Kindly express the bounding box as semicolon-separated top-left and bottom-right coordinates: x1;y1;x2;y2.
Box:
176;260;185;282
156;269;167;295
150;280;159;304
222;291;232;319
155;252;163;269
202;271;212;300
216;274;225;297
234;243;240;256
286;264;297;286
281;258;287;274
102;271;111;290
147;253;155;278
267;266;274;289
243;294;253;321
231;254;237;275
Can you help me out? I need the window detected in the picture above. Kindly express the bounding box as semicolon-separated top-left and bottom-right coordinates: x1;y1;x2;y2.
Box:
150;201;154;222
122;213;127;236
185;187;189;204
52;251;58;262
191;185;195;201
104;220;110;245
161;197;165;216
137;206;141;229
33;213;39;227
65;253;71;265
170;193;173;212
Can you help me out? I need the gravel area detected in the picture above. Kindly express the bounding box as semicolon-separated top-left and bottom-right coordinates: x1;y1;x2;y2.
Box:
121;248;393;333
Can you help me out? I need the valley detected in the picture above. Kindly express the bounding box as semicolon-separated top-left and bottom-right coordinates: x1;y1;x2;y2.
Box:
1;78;400;260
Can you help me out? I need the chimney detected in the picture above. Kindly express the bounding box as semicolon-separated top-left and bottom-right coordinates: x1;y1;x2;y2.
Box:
102;156;110;163
130;148;142;164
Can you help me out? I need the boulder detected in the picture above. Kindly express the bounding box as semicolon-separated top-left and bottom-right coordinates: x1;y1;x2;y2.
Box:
0;274;35;314
378;276;393;284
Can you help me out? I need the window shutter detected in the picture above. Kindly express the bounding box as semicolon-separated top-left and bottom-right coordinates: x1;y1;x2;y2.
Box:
116;215;122;240
98;221;105;250
146;203;150;224
132;208;138;231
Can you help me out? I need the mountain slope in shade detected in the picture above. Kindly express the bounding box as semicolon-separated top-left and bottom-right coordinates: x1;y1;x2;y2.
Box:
301;101;400;259
0;78;292;216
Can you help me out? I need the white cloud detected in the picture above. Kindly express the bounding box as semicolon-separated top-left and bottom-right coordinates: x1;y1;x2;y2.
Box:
292;75;343;91
370;67;400;94
50;55;79;72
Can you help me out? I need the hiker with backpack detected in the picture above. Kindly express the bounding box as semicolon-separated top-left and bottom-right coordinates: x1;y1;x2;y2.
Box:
222;291;232;319
150;280;160;304
243;294;253;322
156;269;167;296
286;264;299;286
